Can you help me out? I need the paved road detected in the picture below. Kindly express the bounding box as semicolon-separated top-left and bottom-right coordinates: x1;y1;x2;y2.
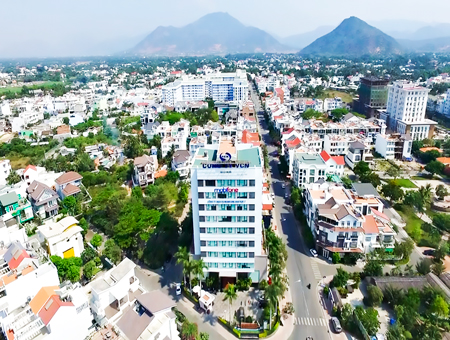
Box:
250;85;332;340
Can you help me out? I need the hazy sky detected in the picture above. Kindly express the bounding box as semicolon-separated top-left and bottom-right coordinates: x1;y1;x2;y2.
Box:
2;0;450;58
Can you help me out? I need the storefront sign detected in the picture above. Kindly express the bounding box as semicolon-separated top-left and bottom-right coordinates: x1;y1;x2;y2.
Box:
202;162;249;168
214;187;239;193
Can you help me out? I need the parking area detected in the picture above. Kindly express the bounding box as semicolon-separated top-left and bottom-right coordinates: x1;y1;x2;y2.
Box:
214;288;263;323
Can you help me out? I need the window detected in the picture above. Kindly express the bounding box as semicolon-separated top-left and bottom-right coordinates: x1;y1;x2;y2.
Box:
201;251;207;257
198;192;204;199
249;180;255;186
237;192;247;198
205;180;215;187
237;180;248;186
365;237;371;242
249;192;255;199
249;204;255;211
249;216;255;223
249;252;255;258
199;204;205;211
197;180;204;187
249;241;255;247
249;228;255;234
199;216;205;222
200;240;206;246
200;228;205;233
218;192;227;199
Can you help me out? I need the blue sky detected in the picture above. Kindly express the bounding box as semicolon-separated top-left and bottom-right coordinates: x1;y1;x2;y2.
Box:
2;0;450;58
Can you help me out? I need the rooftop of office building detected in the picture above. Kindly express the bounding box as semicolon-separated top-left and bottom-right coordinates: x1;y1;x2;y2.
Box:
192;141;261;168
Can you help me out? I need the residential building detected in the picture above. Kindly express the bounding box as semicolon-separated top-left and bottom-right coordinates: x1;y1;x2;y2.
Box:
90;258;141;325
171;150;191;178
354;76;389;117
132;155;158;188
0;192;34;224
303;182;395;258
292;153;328;188
190;139;267;286
26;181;59;219
1;283;91;340
345;141;373;169
375;134;412;160
0;215;28;247
0;241;60;314
162;70;248;106
0;160;12;186
115;290;179;340
320;151;345;176
380;81;437;140
55;172;83;199
36;216;84;259
444;88;450;116
323;97;343;112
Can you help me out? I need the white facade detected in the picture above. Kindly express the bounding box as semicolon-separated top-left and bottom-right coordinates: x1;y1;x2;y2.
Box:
292;153;328;188
384;81;436;140
444;89;450;116
19;110;44;126
0;160;11;186
375;134;412;160
162;70;248;106
323;97;343;112
37;217;84;258
190;141;264;282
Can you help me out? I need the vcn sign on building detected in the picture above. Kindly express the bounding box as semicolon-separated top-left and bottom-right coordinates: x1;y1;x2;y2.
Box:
190;141;267;287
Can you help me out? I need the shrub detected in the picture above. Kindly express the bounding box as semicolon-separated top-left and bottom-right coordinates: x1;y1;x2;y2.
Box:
337;286;348;298
332;252;341;264
367;285;384;307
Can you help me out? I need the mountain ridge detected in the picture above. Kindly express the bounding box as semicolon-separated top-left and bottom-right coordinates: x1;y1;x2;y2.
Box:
300;16;403;56
131;12;292;56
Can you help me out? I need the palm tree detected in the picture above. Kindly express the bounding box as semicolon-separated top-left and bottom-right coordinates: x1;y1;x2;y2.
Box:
181;321;198;340
403;264;415;276
174;246;191;290
432;261;445;276
390;265;402;276
265;280;283;329
191;259;207;293
223;284;238;323
419;184;432;206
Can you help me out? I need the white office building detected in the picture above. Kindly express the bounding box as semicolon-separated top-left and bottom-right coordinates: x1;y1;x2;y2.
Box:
444;88;450;116
381;81;437;140
162;70;249;106
190;138;267;286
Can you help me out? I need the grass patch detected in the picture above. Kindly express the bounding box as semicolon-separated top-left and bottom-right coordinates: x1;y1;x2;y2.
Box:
88;185;127;200
6;156;31;170
392;179;417;188
318;90;353;103
0;81;62;95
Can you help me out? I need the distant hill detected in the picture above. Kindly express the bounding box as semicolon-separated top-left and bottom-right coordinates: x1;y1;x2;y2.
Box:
300;16;403;56
131;12;292;56
399;36;450;53
280;26;334;50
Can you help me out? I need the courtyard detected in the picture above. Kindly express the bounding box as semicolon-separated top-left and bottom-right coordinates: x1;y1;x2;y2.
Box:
214;288;264;325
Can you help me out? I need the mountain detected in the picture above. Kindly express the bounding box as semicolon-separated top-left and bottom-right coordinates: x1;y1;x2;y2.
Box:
131;12;291;56
300;16;403;56
398;36;450;53
280;26;334;50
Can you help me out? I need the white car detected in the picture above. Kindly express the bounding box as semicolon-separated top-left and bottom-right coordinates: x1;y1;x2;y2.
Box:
175;283;182;296
310;249;318;257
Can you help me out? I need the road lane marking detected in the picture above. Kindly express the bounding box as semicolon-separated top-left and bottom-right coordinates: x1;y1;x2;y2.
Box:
294;317;327;327
310;261;322;280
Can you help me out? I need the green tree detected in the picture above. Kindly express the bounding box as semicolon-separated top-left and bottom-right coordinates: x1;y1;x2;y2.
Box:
63;117;69;125
341;175;353;189
199;332;209;340
81;247;97;264
90;234;103;248
432;213;450;232
331;268;349;288
123;135;144;158
6;170;21;185
79;217;88;235
354;161;371;177
50;255;82;283
332;252;341;264
381;182;404;203
131;186;143;199
429;295;449;317
415;258;433;275
435;184;449;200
363;259;383;277
83;260;100;280
175;246;192;290
330;108;348;122
354;306;380;336
223;284;238;323
191;258;207;294
367;285;384;306
425;160;444;176
301;109;322;120
360;171;381;187
210;110;219;122
62;196;80;216
393;239;414;260
103;239;122;264
382;285;404;307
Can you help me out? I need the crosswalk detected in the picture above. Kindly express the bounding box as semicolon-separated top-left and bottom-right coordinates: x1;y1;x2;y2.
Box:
293;316;327;327
310;261;322;280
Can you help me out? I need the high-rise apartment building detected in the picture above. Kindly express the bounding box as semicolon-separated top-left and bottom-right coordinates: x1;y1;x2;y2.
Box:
190;138;266;286
162;70;249;106
354;76;389;117
380;81;437;140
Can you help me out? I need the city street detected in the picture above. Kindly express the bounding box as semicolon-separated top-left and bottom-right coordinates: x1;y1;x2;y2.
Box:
250;85;335;340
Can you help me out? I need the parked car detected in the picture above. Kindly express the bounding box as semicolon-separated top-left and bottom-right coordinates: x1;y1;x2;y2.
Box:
331;317;342;333
310;249;318;257
423;249;435;256
175;283;182;296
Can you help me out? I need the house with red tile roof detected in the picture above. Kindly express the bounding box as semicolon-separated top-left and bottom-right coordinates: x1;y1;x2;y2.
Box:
241;130;261;146
319;150;345;176
55;171;83;199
